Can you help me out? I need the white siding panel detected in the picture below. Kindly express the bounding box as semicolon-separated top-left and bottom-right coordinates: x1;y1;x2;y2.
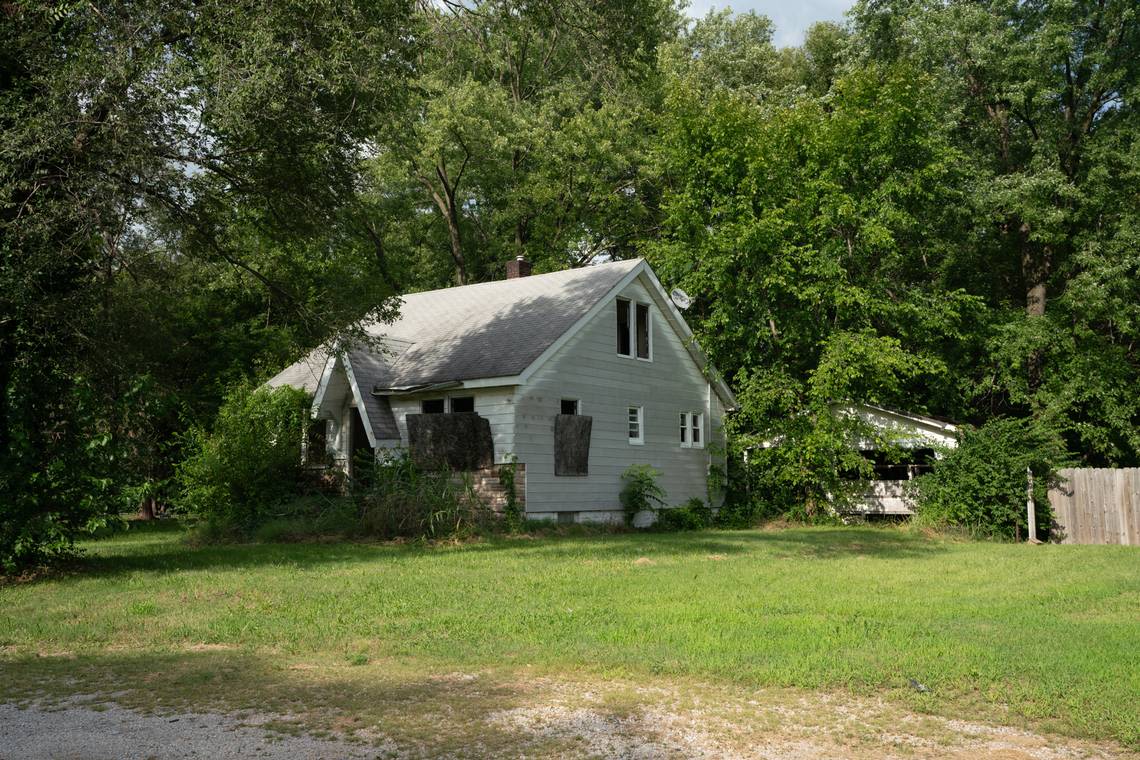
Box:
516;276;726;515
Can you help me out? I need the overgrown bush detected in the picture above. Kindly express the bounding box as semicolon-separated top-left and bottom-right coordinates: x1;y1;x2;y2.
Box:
1;380;122;573
725;405;890;525
620;464;666;527
354;453;492;540
655;497;712;531
911;418;1068;540
174;384;310;535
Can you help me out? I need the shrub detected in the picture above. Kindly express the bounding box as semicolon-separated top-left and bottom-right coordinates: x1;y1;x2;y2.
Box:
174;384;310;535
655;497;712;531
354;452;492;540
911;418;1068;540
620;464;666;527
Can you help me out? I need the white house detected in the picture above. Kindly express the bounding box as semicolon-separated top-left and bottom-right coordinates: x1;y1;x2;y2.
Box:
267;257;737;523
837;403;958;515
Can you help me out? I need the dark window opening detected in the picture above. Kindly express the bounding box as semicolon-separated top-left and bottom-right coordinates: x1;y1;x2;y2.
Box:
636;303;650;359
557;511;577;525
561;399;579;415
422;399;445;414
616;298;631;356
349;407;374;485
450;396;475;413
842;448;938;481
306;419;328;465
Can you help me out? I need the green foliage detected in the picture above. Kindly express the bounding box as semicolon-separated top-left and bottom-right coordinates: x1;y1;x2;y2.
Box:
0;377;122;573
354;454;492;540
654;498;712;531
174;386;310;534
620;464;667;527
499;454;522;531
912;419;1069;540
0;0;414;568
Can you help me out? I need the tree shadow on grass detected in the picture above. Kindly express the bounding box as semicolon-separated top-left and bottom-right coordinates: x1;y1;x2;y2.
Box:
55;523;950;584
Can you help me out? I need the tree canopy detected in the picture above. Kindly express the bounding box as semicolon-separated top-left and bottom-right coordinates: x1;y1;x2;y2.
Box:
2;0;1138;566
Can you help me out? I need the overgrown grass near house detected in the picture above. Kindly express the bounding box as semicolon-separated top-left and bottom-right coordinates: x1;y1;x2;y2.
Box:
1;522;1137;750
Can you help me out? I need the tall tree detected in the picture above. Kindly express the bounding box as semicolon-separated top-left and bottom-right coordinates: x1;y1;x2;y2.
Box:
371;0;681;287
850;0;1140;462
0;0;414;569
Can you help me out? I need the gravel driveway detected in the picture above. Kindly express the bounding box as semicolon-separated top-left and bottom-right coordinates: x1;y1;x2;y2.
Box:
0;702;378;760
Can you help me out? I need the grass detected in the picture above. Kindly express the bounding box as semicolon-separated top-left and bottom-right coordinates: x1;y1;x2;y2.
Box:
1;521;1137;752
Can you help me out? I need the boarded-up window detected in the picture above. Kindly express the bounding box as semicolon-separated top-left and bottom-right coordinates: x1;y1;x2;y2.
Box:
636;303;650;359
616;298;631;356
555;414;592;476
407;413;494;471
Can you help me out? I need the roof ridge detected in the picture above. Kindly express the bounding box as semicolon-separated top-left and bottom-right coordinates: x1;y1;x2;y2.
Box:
397;257;642;300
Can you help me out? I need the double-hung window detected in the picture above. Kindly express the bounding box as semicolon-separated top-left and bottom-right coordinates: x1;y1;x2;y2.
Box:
627;406;644;445
616;298;652;360
680;412;703;448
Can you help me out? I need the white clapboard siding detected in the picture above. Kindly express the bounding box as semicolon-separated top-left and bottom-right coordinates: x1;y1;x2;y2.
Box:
387;388;517;461
514;276;725;516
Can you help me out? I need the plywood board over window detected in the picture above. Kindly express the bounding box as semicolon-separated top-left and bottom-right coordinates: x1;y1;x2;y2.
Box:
554;414;592;476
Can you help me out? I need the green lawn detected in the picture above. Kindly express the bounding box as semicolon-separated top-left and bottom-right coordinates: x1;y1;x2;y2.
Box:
1;523;1137;750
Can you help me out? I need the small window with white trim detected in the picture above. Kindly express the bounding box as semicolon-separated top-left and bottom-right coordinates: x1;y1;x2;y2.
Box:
422;399;445;414
627;406;644;445
686;412;703;448
561;399;580;415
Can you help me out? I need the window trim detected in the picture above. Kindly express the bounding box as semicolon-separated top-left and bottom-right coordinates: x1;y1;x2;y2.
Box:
616;298;632;357
616;297;652;362
635;302;652;361
689;412;704;449
627;405;644;445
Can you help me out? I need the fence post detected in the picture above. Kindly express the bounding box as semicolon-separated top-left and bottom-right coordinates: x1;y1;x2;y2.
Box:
1027;467;1041;544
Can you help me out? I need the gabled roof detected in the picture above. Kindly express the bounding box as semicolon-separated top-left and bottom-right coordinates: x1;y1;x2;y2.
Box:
361;258;643;388
267;258;737;442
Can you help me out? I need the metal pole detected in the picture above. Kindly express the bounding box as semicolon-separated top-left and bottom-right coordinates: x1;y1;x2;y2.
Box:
1027;466;1041;544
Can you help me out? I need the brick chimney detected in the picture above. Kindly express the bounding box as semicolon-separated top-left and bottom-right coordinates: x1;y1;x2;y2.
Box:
505;255;532;279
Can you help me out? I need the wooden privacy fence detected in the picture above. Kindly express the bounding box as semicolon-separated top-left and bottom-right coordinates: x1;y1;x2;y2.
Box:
1047;468;1140;545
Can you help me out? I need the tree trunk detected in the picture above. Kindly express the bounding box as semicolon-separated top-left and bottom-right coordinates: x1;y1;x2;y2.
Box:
1022;235;1051;391
138;496;156;520
444;202;467;285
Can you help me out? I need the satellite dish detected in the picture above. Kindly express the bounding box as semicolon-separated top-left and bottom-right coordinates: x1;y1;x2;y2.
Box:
670;288;693;310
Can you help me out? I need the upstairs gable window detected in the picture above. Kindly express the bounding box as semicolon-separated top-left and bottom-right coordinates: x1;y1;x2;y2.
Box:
616;298;631;356
617;298;652;360
635;303;650;359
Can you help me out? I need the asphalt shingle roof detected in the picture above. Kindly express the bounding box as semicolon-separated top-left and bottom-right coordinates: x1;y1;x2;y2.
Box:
266;259;642;442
